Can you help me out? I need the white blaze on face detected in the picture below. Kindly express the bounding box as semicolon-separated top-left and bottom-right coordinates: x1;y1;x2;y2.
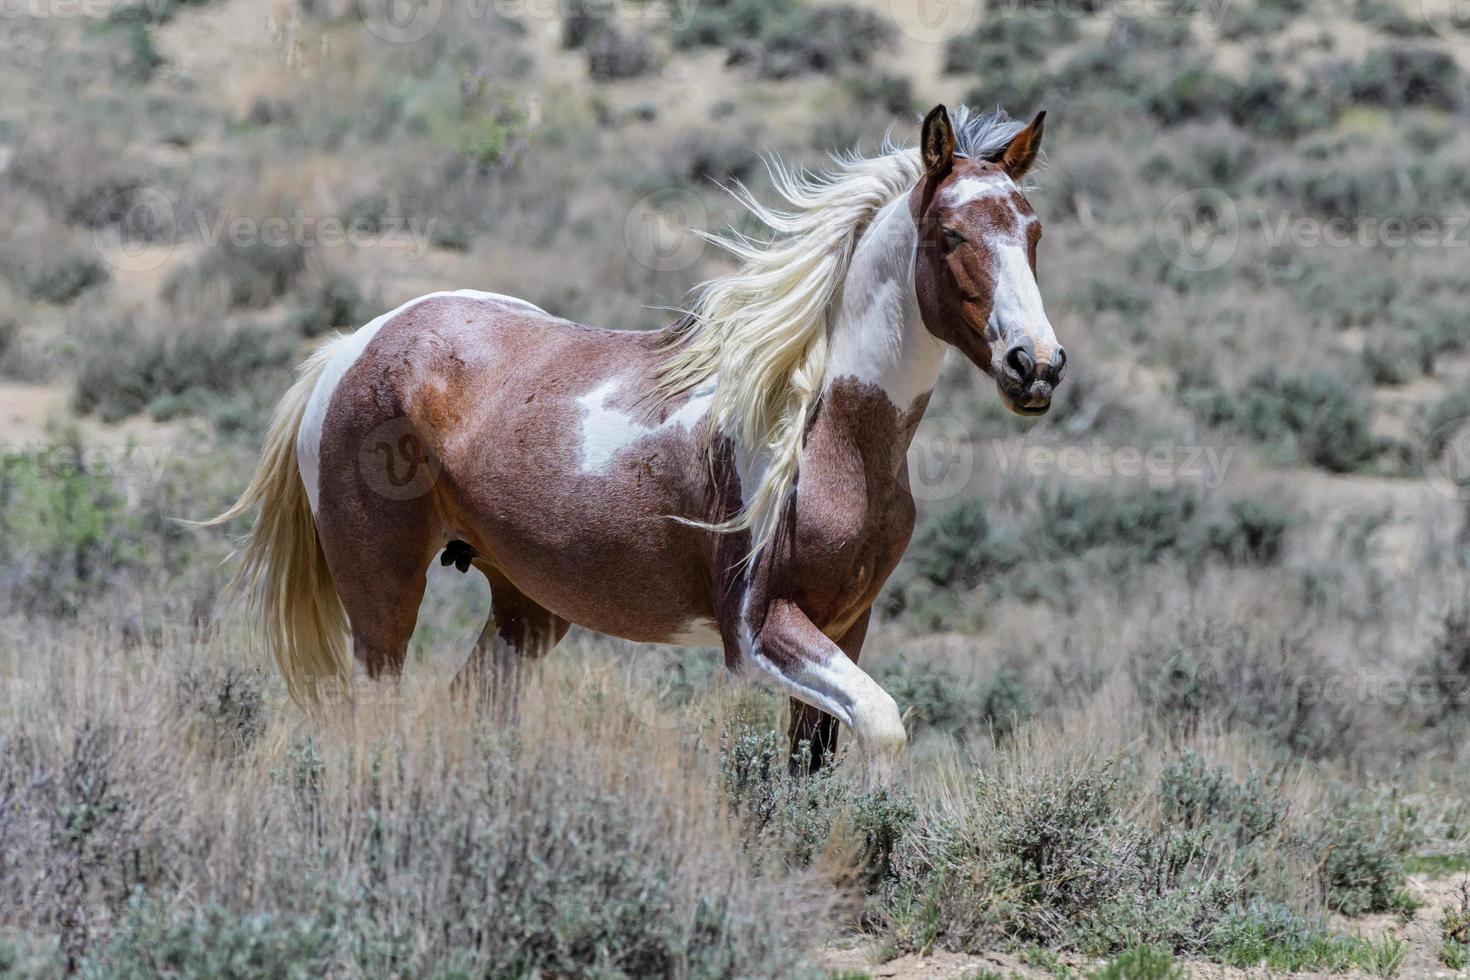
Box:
987;242;1059;367
576;377;713;474
945;173;1059;368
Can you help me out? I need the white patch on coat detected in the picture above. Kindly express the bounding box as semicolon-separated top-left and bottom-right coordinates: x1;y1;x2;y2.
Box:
943;172;1012;207
297;289;544;513
824;195;947;410
576;377;713;474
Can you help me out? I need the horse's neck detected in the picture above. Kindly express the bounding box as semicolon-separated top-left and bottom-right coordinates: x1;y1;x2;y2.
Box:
824;194;945;421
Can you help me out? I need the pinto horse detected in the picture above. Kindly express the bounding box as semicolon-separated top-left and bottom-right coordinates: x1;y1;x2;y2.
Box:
212;105;1065;783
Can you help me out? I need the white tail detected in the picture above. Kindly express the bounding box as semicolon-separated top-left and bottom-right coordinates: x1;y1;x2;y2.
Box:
203;344;349;702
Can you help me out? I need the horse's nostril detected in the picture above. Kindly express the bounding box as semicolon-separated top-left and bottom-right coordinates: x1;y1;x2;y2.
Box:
1004;344;1035;382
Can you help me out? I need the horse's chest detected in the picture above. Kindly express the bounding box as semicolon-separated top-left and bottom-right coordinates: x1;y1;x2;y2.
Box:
786;479;915;626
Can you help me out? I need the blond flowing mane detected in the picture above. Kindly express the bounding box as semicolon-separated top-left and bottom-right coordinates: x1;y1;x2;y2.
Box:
656;107;1026;558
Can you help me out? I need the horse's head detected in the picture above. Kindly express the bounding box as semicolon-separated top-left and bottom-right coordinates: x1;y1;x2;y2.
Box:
910;105;1064;417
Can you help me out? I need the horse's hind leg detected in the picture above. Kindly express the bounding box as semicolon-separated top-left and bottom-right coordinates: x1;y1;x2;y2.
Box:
454;564;569;705
315;469;439;684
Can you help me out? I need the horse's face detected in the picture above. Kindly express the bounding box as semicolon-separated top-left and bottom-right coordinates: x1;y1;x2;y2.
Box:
910;106;1065;417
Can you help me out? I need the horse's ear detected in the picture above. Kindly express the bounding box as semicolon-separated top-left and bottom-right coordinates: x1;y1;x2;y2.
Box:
921;104;956;177
1000;110;1045;181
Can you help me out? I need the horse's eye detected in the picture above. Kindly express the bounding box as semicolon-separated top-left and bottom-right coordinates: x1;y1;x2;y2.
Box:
941;227;965;251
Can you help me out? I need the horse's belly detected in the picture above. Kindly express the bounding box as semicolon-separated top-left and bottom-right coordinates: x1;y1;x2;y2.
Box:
444;437;719;646
481;518;718;646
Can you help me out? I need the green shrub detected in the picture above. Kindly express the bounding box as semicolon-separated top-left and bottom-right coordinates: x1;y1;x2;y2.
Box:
1205;499;1290;565
1040;486;1198;563
16;253;109;305
72;320;292;424
947;12;1077;109
873;660;1030;742
1316;800;1419;915
289;272;377;337
586;27;658;81
845;72;913;115
1407;608;1470;749
1210;903;1391;972
1130;628;1356;760
82;894;338;979
1348;46;1465;111
881;765;1240;956
1188;370;1381;472
0;444;146;617
675;0;890;79
1216;0;1308;38
1441;881;1470;970
163;238;306;312
716;716;917;887
1230;66;1335;138
1353;0;1435;34
1086;944;1186;980
1159;751;1283;850
1147;68;1239;125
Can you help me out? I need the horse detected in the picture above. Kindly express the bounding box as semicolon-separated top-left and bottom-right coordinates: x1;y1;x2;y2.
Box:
210;104;1066;785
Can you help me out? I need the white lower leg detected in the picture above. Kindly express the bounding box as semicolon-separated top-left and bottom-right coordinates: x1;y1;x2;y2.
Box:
746;648;907;785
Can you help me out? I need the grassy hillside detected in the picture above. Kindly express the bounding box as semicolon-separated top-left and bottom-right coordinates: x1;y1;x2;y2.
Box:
2;0;1470;975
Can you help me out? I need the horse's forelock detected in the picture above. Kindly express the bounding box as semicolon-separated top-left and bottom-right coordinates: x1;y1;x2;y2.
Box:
949;106;1028;164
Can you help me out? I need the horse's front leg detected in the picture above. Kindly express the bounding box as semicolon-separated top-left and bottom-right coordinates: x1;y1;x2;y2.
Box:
743;599;906;788
787;608;871;776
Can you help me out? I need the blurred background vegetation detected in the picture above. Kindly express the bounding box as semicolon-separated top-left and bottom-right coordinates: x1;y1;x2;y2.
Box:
2;0;1470;975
